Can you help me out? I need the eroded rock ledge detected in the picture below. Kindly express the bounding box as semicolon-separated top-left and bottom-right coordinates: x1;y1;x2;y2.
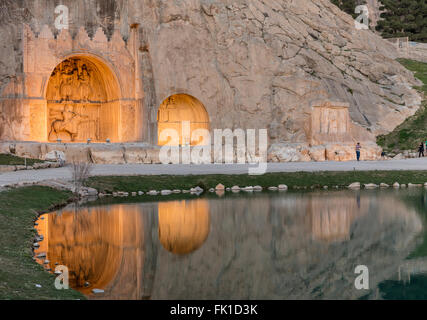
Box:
0;140;382;163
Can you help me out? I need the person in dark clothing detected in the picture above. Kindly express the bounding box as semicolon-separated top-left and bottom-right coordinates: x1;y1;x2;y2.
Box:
356;143;361;161
419;142;425;158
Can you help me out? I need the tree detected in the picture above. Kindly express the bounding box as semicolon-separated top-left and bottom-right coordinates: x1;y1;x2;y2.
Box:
330;0;367;18
331;0;427;42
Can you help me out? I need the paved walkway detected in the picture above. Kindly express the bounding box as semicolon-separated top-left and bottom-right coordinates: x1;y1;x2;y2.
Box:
0;158;426;187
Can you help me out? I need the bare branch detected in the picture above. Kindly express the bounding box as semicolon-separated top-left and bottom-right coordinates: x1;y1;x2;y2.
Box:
68;157;93;196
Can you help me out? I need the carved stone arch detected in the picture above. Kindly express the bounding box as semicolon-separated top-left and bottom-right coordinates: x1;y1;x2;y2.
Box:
20;24;142;143
44;52;123;101
45;54;122;142
157;93;210;146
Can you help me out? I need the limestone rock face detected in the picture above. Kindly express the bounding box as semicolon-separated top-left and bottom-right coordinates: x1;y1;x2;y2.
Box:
141;0;421;139
268;141;381;162
14;142;43;159
124;145;161;164
44;150;66;162
0;0;423;161
89;145;126;164
268;143;311;162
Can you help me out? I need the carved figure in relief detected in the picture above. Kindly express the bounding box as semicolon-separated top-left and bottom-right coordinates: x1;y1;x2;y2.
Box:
49;70;62;101
59;60;78;101
49;104;98;142
78;64;92;101
158;96;177;122
328;110;338;134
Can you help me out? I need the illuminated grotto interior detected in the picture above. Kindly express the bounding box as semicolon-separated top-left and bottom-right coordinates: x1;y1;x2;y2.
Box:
46;57;121;143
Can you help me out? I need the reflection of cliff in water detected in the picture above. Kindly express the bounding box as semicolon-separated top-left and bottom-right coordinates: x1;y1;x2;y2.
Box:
35;190;423;299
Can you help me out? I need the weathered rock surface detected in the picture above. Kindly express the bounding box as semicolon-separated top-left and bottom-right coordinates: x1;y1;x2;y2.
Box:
44;150;66;162
0;0;423;152
89;145;126;164
268;142;382;162
215;184;225;191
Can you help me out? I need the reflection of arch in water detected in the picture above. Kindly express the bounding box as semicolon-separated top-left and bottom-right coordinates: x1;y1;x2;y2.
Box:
35;206;123;294
158;199;210;255
34;204;158;298
157;94;210;146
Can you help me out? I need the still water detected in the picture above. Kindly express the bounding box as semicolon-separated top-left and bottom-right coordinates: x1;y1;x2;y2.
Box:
34;188;427;300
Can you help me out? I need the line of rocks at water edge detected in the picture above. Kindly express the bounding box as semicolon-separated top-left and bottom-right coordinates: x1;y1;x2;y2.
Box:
102;183;291;198
100;179;426;199
348;182;427;189
67;180;427;200
7;177;427;201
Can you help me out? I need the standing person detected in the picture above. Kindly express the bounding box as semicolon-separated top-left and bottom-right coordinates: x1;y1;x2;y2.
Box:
356;142;361;161
419;142;425;158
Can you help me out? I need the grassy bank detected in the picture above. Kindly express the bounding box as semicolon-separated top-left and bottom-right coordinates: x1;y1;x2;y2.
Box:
377;59;427;153
0;186;85;300
86;171;427;193
0;153;44;166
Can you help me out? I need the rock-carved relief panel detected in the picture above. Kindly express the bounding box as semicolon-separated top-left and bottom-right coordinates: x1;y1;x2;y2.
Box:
310;102;353;145
46;58;108;142
318;108;348;135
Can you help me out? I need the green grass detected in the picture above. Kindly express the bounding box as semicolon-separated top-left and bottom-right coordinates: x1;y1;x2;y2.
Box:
377;59;427;153
0;186;85;300
86;171;427;193
398;59;427;93
0;154;44;166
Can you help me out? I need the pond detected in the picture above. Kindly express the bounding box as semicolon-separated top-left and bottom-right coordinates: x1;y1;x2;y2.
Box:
34;188;427;300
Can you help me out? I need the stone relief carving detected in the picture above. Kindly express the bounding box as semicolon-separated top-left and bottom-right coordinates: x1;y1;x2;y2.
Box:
310;102;353;145
47;58;100;102
46;58;106;142
48;104;99;142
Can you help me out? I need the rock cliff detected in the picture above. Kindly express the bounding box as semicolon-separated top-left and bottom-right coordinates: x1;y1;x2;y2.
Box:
0;0;423;162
